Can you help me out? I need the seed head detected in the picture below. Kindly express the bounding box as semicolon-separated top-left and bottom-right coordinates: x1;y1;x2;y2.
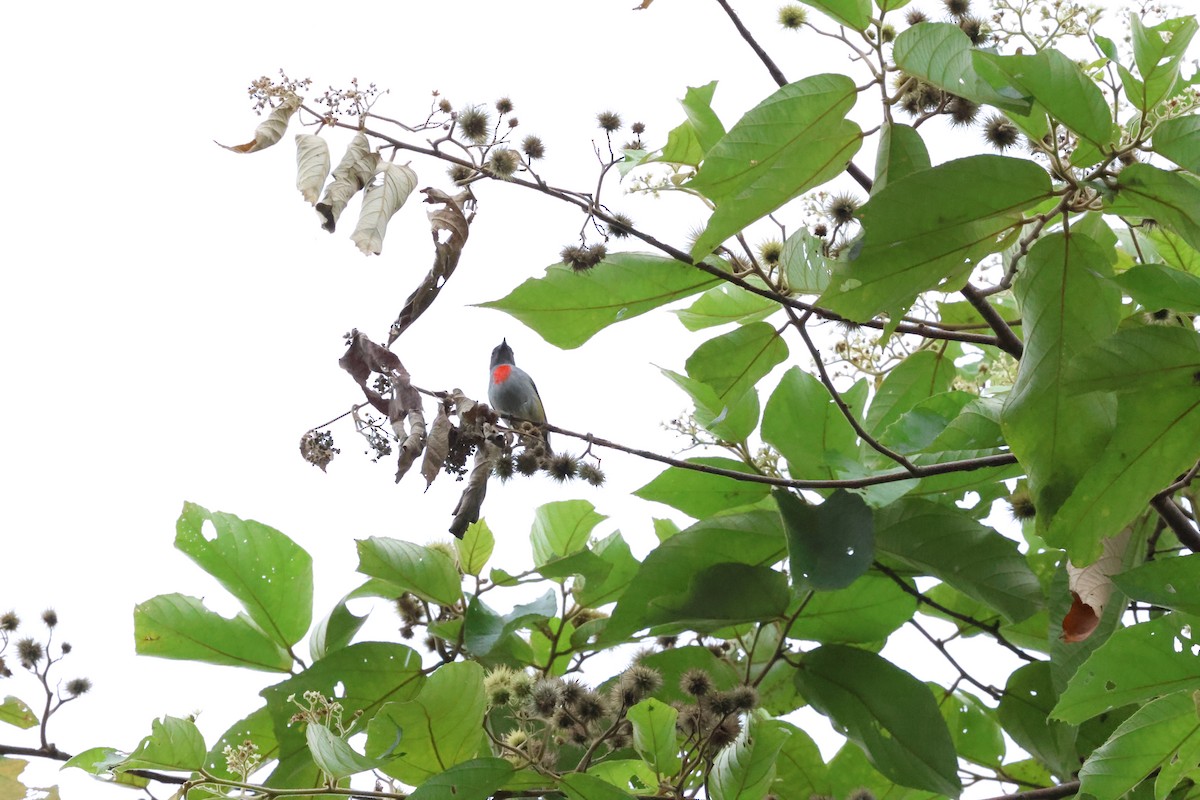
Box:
16;638;43;668
575;691;606;723
983;114;1020;151
946;96;980;127
709;691;738;716
778;4;808;28
942;0;970;19
607;212;634;239
515;450;541;475
631;121;646;135
438;97;452;113
813;222;828;238
560;678;586;707
577;463;606;487
905;8;929;24
826;193;861;224
493;454;515;481
880;24;897;42
530;679;561;716
759;239;784;266
959;16;988;45
495;97;514;114
656;635;678;649
681;668;715;698
708;716;742;749
597;110;623;132
41;609;58;628
1007;489;1036;520
484;666;517;707
850;790;877;800
488;148;520;180
66;677;92;696
521;135;546;160
457;106;491;144
447;164;475;185
0;612;17;632
729;685;758;711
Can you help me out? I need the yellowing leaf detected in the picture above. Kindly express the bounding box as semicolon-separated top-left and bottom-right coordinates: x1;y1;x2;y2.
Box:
316;134;380;233
295;134;330;205
351;162;418;255
218;93;301;153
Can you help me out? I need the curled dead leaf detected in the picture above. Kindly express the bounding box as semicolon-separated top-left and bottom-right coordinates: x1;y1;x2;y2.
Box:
394;407;427;483
295;134;330;205
218;93;302;153
422;403;452;490
388;189;473;344
1062;527;1132;643
316;134;379;232
351;162;419;255
450;439;499;539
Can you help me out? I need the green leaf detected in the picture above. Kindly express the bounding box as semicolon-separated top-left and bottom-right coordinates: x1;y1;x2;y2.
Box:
133;593;291;671
819;156;1052;319
1079;691;1200;800
771;722;831;800
661;81;726;165
874;123;930;192
308;723;397;780
690;74;862;258
371;662;487;785
1152;114;1200;174
937;690;1005;768
763;368;864;480
627;698;680;777
530;500;606;567
1107;164;1200;253
673;284;778;331
661;120;705;166
309;599;367;662
455;520;495;577
561;772;638;800
575;532;640;608
407;759;515;800
175;502;313;649
661;368;759;443
1053;614;1200;724
356;537;462;607
1066;325;1200;394
710;716;792;800
997;662;1080;779
634;457;772;518
1113;556;1200;616
781;230;834;294
1130;15;1198;112
463;591;556;657
800;0;872;30
684;322;788;407
777;489;874;592
1002;231;1122;527
0;697;36;729
865;350;958;437
586;759;657;793
602;511;786;644
786;574;916;644
478;253;719;349
63;747;128;776
892;23;1032;115
875;499;1042;621
203;705;277;782
795;645;961;796
974;50;1113;148
1115;263;1200;313
643;562;790;631
121;716;206;772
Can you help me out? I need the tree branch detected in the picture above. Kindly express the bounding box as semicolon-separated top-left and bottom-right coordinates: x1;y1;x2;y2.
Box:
713;0;790;88
961;283;1024;358
0;744;187;785
980;781;1080;800
1150;495;1200;552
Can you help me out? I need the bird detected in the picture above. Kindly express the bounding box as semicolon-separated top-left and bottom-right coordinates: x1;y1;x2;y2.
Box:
488;338;550;450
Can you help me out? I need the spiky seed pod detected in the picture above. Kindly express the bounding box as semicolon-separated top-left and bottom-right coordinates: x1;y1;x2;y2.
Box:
729;685;758;711
942;0;970;18
561;244;589;272
850;790;877;800
65;678;92;696
607;212;634;238
553;709;575;729
16;638;44;668
423;635;438;652
508;117;519;128
515;450;541;475
457;106;491;144
587;243;608;265
778;4;808;28
959;16;988;45
41;609;58;628
917;82;944;110
899;92;923;116
612;683;640;709
681;668;715;698
448;164;475;185
656;635;678;649
560;678;586;707
546;453;579;482
983;114;1020;151
880;24;896;42
813;222;829;238
530;679;561;716
400;625;415;639
597;110;623;132
708;716;742;749
1;612;18;632
510;670;535;702
484;666;517;707
395;593;423;625
905;7;929;24
521;135;546;160
625;665;663;697
438;98;453;113
758;239;784;266
495;97;514;114
569;726;591;746
826;193;861;224
493;453;516;481
577;462;606;487
1007;490;1036;520
676;704;704;735
503;729;529;750
946;96;981;127
488;148;520;179
0;657;10;678
709;692;738;716
575;692;606;723
631;121;646;135
59;642;71;654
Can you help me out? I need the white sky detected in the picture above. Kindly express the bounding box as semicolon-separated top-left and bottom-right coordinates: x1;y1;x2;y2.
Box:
0;0;1145;797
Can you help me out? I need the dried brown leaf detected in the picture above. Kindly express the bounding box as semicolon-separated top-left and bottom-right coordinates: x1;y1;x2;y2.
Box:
218;93;302;153
351;162;418;255
450;439;499;539
422;403;452;490
316;134;379;232
395;407;427;483
1062;527;1132;643
295;134;331;205
388;189;473;345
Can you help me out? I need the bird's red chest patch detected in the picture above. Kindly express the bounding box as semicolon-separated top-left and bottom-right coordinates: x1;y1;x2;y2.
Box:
491;364;512;384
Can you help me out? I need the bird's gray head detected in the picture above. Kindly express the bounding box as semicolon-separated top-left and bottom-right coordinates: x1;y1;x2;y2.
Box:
490;338;515;369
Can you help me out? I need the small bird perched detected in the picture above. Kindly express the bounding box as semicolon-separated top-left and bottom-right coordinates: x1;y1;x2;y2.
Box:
488;338;550;450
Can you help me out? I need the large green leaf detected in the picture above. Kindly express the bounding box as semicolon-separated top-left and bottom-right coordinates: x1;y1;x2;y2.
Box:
1066;326;1200;394
0;697;36;730
684;322;789;408
777;489;874;592
1152;114;1200;174
574;531;639;608
530;500;606;567
660;81;726;166
308;723;399;780
560;772;638;800
762;368;864;480
892;23;1032;114
661;368;760;443
371;662;487;785
819;156;1052;319
937;690;1005;768
1114;263;1200;314
875;499;1042;622
1079;691;1200;800
455;520;495;577
786;574;916;644
121;716;206;772
627;699;680;778
997;662;1080;779
356;537;462;607
795;645;961;796
1130;15;1198;112
1107;164;1200;253
1001;231;1122;528
133;593;291;671
974;50;1113;148
642;562;790;632
602;511;786;644
771;722;832;800
634;458;772;518
204;705;277;782
478;253;720;349
175;502;313;649
865;350;958;438
709;716;791;800
407;759;515;800
308;598;367;663
1113;555;1200;616
873;122;930;192
463;591;556;657
690;74;862;258
781;230;834;294
673;283;778;331
1053;614;1200;724
801;0;872;29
